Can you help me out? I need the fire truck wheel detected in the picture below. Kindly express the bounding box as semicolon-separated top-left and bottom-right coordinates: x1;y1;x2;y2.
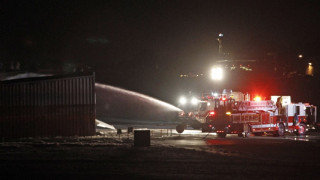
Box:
201;128;207;133
201;125;212;132
217;133;226;138
297;123;307;135
253;132;264;136
176;124;185;134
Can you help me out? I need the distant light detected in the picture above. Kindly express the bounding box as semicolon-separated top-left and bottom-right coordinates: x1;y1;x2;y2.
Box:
226;112;231;116
207;102;211;106
213;93;218;97
210;67;223;80
306;63;314;76
298;54;303;58
219;33;224;37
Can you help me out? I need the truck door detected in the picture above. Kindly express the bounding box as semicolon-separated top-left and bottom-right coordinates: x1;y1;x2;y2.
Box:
306;107;312;125
306;106;317;127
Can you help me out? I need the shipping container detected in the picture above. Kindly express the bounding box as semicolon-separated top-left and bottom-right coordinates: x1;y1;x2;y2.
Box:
0;72;96;137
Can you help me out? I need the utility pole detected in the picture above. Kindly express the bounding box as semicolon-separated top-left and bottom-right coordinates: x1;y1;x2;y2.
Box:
217;33;224;56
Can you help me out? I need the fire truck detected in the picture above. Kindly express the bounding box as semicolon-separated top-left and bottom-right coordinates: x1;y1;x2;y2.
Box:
177;90;317;137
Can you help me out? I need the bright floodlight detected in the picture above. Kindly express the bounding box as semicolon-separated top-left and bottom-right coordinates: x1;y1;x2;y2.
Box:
179;97;187;105
191;97;198;105
210;67;223;80
219;33;224;37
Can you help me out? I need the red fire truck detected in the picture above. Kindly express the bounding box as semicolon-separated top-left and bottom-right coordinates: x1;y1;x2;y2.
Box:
182;91;317;137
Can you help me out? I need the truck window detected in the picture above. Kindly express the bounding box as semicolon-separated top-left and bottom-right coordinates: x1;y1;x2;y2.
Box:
306;107;311;116
295;106;300;115
200;103;207;111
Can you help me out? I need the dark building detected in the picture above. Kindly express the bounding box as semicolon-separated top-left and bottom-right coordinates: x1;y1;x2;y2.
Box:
0;73;96;138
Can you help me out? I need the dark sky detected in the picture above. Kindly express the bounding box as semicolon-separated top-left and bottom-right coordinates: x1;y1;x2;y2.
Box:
1;0;320;101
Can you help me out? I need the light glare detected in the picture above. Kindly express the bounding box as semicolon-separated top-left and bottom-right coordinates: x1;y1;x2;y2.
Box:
254;96;262;101
191;97;198;105
210;67;223;80
179;97;187;105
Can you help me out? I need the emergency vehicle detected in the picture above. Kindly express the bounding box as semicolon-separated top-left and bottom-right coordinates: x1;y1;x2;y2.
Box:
177;90;317;137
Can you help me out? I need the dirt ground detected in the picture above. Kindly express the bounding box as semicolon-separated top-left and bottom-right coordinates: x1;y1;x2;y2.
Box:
1;131;320;179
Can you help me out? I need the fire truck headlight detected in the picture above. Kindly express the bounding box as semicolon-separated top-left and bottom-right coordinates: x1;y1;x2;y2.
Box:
191;97;198;105
179;97;187;105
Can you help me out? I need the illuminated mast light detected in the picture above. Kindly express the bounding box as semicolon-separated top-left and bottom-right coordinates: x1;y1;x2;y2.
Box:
210;67;223;80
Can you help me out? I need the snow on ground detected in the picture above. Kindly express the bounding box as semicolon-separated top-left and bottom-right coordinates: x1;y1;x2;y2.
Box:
1;131;320;179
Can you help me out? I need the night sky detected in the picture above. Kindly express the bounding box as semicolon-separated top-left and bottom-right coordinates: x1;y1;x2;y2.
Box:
1;0;320;103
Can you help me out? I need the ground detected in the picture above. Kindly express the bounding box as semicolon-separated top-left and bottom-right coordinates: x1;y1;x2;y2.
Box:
1;130;320;179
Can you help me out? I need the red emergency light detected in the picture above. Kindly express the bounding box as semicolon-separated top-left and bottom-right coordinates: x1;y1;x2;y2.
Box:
254;96;262;102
